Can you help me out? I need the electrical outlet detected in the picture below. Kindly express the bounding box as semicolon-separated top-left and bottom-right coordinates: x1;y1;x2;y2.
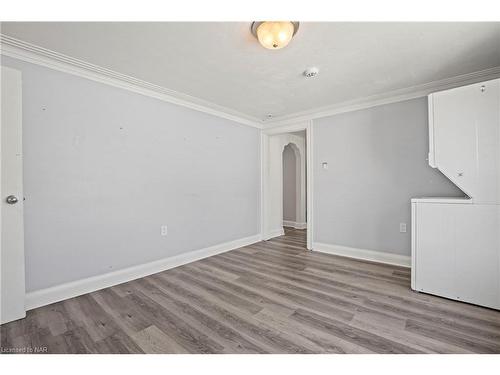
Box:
399;223;407;233
161;225;168;236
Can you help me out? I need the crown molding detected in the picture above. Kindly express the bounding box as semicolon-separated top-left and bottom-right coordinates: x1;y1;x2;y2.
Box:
0;34;263;129
2;34;499;131
264;65;500;129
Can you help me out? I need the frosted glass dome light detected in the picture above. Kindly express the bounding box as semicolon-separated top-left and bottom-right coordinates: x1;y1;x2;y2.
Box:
251;21;299;50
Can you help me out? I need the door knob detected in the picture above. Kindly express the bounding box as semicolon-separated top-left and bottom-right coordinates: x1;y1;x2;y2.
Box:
5;195;19;204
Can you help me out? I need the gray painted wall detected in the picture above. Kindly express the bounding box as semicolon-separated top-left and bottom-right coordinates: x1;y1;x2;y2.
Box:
3;57;261;292
283;144;296;221
314;97;464;256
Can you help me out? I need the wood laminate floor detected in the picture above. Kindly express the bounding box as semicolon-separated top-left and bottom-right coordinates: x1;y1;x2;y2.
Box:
2;228;500;354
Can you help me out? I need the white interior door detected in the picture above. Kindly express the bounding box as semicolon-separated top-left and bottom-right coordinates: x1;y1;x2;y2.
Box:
0;65;25;324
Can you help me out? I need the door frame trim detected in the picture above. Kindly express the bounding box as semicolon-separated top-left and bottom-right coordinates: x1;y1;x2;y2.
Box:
261;120;313;250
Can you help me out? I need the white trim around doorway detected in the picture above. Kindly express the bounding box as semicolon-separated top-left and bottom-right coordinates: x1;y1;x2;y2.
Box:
261;121;313;250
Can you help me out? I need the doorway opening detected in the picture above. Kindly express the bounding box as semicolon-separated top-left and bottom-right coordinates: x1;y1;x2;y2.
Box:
282;139;307;249
261;122;312;250
282;139;306;228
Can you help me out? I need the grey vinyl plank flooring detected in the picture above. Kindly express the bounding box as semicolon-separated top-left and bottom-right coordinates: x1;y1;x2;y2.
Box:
1;227;499;354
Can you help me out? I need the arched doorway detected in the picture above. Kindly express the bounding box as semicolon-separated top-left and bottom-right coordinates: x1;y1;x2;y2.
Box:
282;142;306;229
262;131;308;247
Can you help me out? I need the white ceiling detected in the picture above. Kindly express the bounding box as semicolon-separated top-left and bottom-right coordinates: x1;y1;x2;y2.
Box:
2;22;500;123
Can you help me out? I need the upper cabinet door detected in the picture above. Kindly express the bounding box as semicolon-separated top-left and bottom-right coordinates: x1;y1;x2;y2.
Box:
474;80;500;204
430;79;500;203
432;84;479;198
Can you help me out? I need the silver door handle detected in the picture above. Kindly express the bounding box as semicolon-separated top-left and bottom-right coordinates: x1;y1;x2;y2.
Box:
5;195;19;204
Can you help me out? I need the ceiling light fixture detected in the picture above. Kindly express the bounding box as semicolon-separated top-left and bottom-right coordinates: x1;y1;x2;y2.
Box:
251;21;299;50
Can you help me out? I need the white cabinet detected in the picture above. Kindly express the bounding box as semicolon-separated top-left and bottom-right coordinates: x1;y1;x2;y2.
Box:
412;201;500;309
412;78;500;310
429;79;500;203
430;85;478;197
412;201;458;300
454;205;500;307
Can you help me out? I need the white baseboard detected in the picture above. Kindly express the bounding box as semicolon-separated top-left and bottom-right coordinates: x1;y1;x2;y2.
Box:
283;221;307;229
25;234;261;310
262;228;285;241
313;242;411;268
